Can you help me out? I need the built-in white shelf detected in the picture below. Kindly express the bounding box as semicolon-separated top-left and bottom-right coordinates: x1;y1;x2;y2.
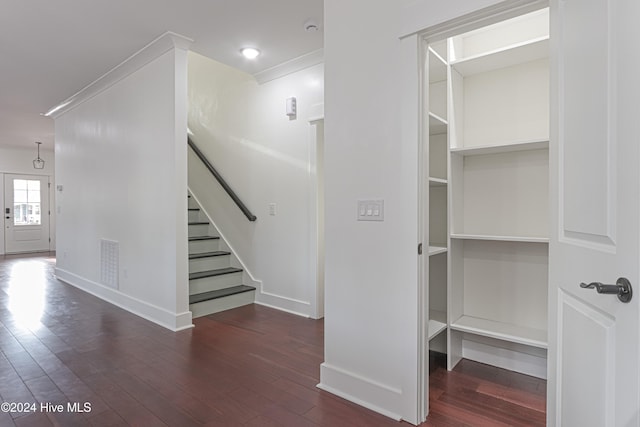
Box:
451;36;549;77
428;245;447;256
450;315;547;349
428;47;447;83
450;234;548;243
429;177;447;187
429;112;448;136
443;7;549;379
450;139;548;156
428;310;447;340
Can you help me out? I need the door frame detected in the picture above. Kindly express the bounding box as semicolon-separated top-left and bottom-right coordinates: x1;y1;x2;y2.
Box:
414;0;550;421
309;113;325;319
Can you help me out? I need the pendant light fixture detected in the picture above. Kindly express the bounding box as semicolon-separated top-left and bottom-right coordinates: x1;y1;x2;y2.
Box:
33;141;45;169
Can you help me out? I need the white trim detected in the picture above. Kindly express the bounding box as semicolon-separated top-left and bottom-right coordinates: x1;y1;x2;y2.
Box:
255;288;311;318
411;32;430;424
307;118;325;320
46;31;193;118
254;49;324;85
254;301;309;319
317;363;404;422
402;0;548;40
307;103;325;123
55;267;194;331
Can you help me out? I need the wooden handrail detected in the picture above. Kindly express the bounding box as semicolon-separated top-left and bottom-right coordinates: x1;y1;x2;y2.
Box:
188;137;257;222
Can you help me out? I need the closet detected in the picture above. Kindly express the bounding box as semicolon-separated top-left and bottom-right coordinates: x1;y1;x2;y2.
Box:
425;7;549;379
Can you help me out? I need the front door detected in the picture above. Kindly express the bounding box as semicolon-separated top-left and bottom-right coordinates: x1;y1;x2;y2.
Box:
549;0;640;425
4;174;50;253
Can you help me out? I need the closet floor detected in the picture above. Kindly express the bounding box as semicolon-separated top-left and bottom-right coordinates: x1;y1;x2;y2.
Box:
426;352;546;426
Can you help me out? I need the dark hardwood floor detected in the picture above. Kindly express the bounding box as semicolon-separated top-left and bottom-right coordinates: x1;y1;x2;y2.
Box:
0;253;546;426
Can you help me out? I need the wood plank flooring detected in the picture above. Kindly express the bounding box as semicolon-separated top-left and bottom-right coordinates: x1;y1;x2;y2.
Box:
0;253;546;426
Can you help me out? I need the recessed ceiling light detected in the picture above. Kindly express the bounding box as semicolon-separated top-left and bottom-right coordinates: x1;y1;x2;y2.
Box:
241;47;260;59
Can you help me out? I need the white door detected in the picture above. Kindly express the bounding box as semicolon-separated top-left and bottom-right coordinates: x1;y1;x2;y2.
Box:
549;0;640;426
4;174;50;253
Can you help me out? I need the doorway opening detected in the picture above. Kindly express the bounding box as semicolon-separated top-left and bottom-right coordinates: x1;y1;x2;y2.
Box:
3;174;51;254
417;3;550;421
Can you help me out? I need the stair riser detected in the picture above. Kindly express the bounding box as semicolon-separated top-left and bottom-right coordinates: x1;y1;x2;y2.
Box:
189;272;243;295
189;239;220;253
190;291;255;318
189;255;231;273
188;198;199;209
188;210;202;222
188;224;214;238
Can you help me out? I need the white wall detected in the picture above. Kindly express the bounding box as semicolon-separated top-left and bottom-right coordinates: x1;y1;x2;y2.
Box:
53;34;191;331
321;0;530;424
321;0;420;422
187;52;324;316
0;146;56;255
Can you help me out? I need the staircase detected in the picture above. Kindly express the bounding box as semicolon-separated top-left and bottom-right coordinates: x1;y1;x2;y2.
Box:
188;194;255;317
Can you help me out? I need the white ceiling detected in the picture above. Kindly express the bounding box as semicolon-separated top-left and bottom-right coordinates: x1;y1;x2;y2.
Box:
0;0;323;151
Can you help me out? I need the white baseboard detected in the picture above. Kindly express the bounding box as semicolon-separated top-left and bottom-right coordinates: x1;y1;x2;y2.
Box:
317;363;403;422
254;287;311;318
254;300;309;318
55;268;194;331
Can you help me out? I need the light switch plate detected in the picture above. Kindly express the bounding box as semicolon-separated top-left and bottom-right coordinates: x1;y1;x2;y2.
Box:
357;199;384;221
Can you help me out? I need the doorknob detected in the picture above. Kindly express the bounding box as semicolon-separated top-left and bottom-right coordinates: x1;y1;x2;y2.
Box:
580;277;633;303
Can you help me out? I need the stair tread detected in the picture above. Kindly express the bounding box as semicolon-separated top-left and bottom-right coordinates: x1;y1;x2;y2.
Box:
189;267;243;280
188;208;200;211
189;251;231;260
188;221;210;225
189;236;220;241
189;285;255;304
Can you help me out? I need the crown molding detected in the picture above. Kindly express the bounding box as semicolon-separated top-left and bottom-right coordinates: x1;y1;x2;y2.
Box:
46;31;193;118
254;48;324;85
